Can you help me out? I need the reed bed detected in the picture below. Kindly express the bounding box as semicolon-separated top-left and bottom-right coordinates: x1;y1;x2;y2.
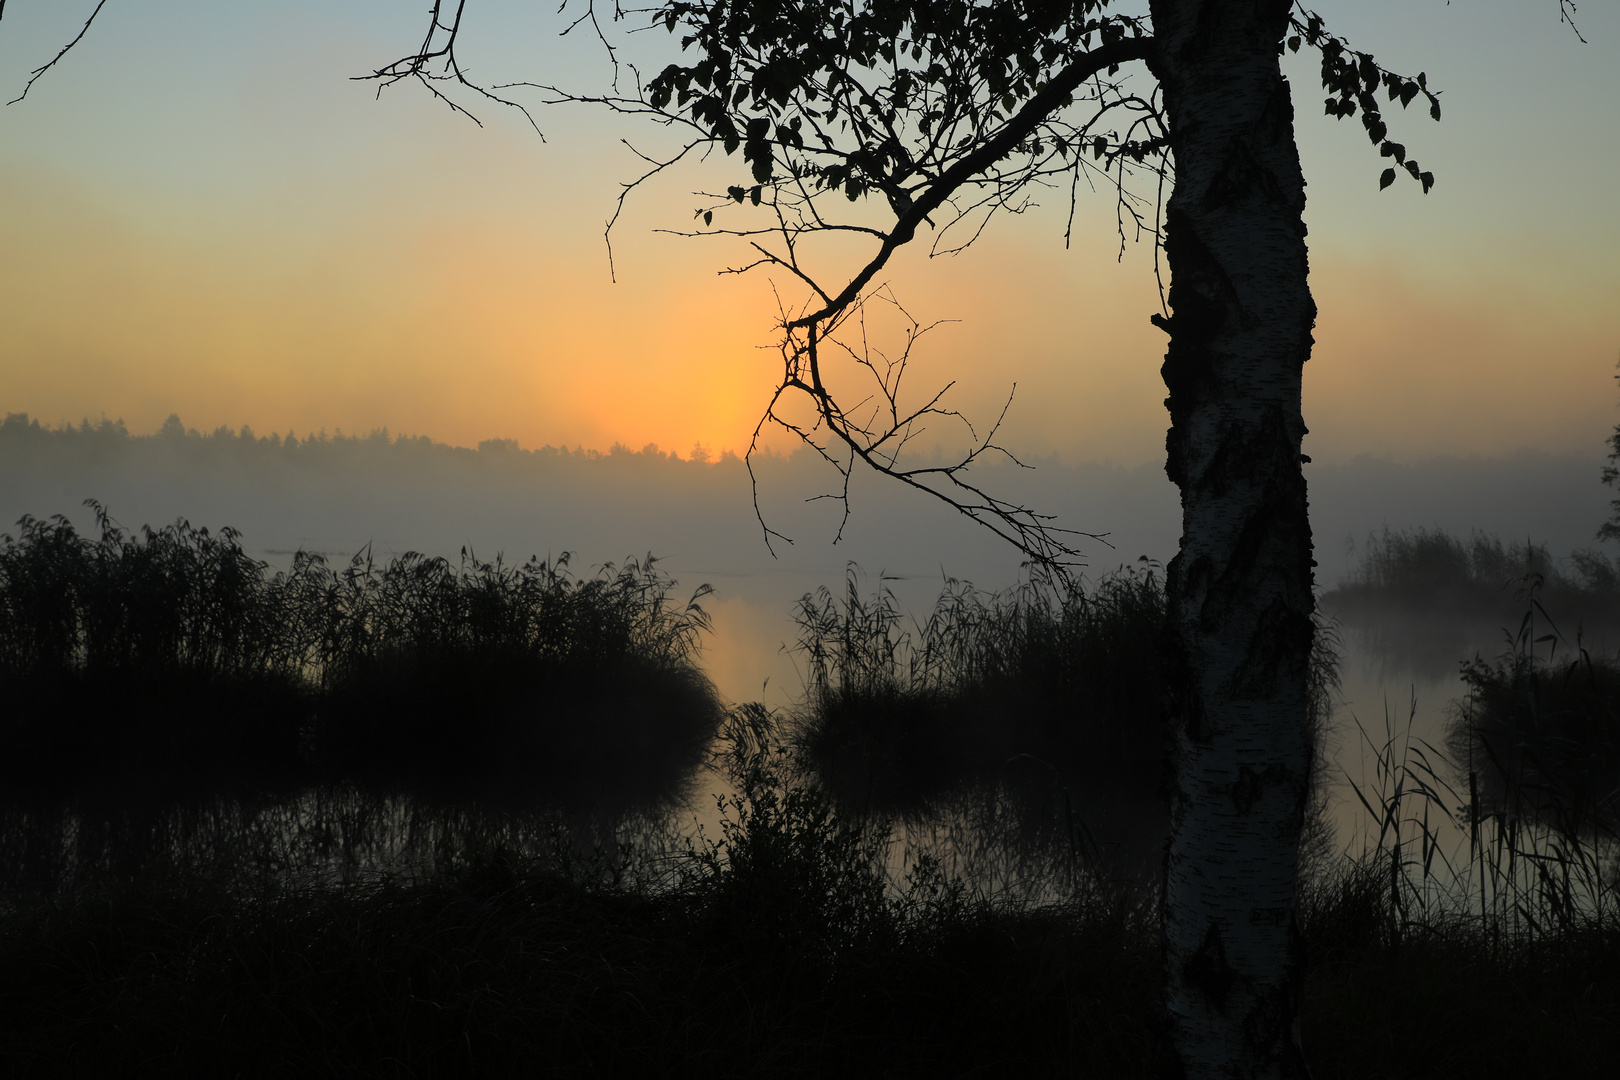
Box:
1291;693;1620;1078
1321;526;1620;676
787;564;1340;877
1327;527;1620;618
791;564;1166;798
1446;612;1620;842
0;505;723;800
1343;696;1618;947
307;546;721;801
0;505;311;786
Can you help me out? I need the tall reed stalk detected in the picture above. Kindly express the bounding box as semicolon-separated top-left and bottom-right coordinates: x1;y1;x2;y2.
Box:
1342;683;1618;952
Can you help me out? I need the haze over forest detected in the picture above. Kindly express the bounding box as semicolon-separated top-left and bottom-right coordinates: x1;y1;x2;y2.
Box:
6;411;1612;573
3;2;1617;477
5;411;1614;707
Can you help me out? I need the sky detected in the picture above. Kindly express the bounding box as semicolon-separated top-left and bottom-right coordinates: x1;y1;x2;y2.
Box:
1;0;1615;469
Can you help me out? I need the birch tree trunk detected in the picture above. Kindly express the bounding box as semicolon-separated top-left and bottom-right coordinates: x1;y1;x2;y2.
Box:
1147;1;1317;1076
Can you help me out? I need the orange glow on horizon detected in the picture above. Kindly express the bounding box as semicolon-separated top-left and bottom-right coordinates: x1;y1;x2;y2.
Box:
2;160;1616;467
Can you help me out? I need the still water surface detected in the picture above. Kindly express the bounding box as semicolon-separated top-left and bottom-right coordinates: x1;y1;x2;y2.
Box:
0;582;1598;902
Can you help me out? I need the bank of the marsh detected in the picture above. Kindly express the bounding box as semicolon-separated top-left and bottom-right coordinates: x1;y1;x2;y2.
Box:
4;512;1620;1076
1321;526;1620;679
2;774;1618;1079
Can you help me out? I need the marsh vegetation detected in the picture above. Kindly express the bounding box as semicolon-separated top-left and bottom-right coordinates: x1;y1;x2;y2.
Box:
1448;622;1620;838
1320;526;1620;838
786;564;1340;880
0;505;721;800
0;506;723;894
1321;526;1620;678
2;510;1618;1075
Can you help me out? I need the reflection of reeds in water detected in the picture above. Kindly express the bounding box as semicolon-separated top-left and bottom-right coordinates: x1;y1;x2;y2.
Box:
0;740;1164;1078
0;504;724;803
0;784;674;896
0;690;1616;1073
787;563;1340;878
6;713;1617;1076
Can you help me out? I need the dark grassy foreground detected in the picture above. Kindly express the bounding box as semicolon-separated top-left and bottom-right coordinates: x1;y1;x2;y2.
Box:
2;752;1618;1079
0;750;1163;1078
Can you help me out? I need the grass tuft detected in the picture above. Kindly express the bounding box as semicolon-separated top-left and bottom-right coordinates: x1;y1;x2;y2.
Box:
1448;617;1620;840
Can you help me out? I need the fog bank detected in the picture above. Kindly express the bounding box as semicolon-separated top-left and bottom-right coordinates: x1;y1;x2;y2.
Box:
4;414;1612;703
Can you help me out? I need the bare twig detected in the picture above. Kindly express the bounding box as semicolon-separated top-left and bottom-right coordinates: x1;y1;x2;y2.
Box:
355;0;545;135
6;0;112;105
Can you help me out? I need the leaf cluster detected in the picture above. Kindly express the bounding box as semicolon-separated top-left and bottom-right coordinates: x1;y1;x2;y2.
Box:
1290;7;1440;193
1599;360;1620;545
644;0;1149;200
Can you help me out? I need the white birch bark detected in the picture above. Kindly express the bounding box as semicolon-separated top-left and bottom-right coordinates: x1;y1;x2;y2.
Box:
1147;1;1317;1076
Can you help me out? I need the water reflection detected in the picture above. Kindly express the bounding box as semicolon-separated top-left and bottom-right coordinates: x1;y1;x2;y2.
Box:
9;574;1612;907
0;735;1158;905
1325;586;1620;915
0;778;691;896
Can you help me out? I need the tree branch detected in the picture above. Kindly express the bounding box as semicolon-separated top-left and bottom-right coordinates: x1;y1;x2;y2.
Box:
787;34;1157;331
6;0;112;105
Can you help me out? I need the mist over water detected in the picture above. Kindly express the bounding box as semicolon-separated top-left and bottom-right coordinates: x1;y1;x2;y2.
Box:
3;414;1615;890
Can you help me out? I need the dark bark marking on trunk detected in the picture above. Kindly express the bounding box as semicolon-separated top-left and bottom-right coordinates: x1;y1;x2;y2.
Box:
1159;208;1244;492
1205;139;1284;211
1184;920;1237;1009
1258;76;1301;154
1160;616;1207;745
1229;597;1313;702
1241;978;1309;1077
1231;764;1265;814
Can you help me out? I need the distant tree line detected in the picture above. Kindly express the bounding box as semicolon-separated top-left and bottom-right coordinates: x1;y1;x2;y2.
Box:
0;412;740;473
